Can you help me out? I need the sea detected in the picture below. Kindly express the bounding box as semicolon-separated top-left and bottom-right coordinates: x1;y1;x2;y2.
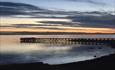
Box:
0;35;115;65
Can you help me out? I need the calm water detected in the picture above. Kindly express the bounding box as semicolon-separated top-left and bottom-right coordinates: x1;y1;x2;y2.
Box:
0;35;115;65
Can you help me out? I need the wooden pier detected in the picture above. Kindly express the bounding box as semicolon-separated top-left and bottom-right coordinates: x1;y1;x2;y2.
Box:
20;37;115;47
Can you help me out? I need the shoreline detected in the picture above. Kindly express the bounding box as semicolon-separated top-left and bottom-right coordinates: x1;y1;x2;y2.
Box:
0;53;115;70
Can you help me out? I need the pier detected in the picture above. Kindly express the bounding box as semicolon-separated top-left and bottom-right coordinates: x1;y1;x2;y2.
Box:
20;35;115;47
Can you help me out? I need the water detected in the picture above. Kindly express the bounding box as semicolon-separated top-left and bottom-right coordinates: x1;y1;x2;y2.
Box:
0;35;115;65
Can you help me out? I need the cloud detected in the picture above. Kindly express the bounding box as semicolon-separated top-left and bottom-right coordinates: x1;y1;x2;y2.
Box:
38;21;78;26
68;14;115;28
0;2;74;17
0;24;66;30
0;2;50;16
1;1;115;29
67;0;106;5
0;1;113;17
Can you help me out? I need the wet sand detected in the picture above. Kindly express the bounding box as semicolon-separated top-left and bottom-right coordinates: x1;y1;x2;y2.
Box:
0;53;115;70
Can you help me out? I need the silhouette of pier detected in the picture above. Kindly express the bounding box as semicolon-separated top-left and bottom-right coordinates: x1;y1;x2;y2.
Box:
20;37;115;47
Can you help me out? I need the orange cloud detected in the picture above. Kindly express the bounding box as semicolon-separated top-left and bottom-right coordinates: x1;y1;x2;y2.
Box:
1;27;115;33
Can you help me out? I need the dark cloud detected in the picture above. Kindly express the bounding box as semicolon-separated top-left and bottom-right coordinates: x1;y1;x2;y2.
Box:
0;2;50;16
0;2;76;17
0;6;28;16
68;14;115;28
36;13;115;28
0;1;111;17
0;2;42;10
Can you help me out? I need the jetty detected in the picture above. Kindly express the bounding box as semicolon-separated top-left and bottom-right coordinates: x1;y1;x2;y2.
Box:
20;34;115;47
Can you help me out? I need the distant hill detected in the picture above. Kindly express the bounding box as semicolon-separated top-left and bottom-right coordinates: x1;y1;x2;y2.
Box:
0;32;115;35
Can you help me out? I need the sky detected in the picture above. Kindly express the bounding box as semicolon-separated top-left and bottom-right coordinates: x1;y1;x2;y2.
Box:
1;0;115;11
0;0;115;33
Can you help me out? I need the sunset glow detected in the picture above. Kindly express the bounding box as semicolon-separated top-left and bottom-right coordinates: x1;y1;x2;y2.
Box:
0;17;115;33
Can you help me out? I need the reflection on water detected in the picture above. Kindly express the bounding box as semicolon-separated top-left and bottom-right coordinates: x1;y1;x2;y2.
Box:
0;35;115;65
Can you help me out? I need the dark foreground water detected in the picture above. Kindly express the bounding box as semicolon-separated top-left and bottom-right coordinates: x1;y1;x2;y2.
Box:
0;35;115;65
